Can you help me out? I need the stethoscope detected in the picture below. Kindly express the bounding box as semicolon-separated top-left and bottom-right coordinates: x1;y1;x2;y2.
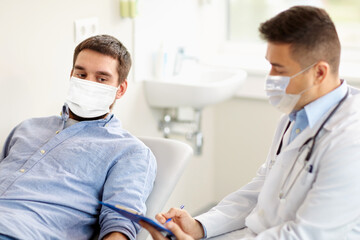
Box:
276;88;349;199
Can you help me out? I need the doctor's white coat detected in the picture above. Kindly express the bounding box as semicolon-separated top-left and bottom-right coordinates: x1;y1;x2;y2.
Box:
196;88;360;240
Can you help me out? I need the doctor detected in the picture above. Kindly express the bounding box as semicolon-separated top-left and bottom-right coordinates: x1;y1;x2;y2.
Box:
141;5;360;240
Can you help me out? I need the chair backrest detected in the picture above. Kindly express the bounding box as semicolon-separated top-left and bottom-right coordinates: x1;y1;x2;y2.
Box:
136;136;193;240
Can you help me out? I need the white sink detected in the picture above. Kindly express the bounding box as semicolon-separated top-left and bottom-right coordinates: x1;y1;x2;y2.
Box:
143;65;247;109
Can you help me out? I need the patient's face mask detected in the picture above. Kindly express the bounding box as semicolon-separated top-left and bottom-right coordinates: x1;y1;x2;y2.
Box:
65;76;118;118
265;63;316;114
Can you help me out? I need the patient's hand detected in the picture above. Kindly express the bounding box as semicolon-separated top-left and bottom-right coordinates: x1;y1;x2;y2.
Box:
155;208;204;239
140;221;194;240
103;232;128;240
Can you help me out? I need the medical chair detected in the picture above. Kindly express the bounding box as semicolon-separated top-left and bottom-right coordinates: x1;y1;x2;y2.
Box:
136;136;193;240
92;136;193;240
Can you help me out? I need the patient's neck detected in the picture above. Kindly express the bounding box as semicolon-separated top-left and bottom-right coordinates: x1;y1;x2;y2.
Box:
69;110;108;121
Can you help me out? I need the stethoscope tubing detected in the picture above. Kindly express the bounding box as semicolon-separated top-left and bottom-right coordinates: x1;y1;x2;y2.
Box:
277;88;350;199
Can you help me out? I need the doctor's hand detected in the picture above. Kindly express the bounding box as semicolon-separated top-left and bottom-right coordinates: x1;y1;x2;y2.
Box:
155;208;204;239
140;220;194;240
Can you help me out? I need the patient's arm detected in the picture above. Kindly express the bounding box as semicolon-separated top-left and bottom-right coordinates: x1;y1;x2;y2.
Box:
99;146;157;240
1;125;18;162
103;232;128;240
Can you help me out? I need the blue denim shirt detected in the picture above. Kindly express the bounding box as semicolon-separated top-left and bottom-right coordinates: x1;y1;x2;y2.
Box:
0;105;157;240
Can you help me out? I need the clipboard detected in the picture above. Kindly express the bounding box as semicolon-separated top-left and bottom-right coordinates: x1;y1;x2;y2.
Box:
99;201;174;236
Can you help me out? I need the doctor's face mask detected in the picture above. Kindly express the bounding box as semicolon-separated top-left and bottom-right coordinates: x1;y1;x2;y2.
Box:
264;63;316;114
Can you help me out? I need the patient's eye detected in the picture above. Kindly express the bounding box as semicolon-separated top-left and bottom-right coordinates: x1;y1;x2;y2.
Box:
97;75;110;83
76;73;86;79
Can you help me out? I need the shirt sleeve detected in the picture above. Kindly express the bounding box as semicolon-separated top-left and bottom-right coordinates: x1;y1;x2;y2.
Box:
195;163;266;238
98;145;157;240
1;126;18;162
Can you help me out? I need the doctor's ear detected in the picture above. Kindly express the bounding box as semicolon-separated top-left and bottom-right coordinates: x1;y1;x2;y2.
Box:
313;61;329;85
116;79;128;99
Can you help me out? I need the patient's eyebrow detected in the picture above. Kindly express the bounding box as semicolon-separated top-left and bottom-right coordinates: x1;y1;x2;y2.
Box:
74;65;86;70
96;71;112;77
74;65;113;77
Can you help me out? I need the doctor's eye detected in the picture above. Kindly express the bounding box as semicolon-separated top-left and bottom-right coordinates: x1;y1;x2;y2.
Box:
274;70;287;76
272;69;284;75
271;66;287;75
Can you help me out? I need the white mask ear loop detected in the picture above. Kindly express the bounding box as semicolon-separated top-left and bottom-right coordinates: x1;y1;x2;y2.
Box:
290;62;317;79
297;83;314;96
289;62;317;95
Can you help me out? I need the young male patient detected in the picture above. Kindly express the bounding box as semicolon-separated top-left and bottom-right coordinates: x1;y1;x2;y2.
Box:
0;35;156;240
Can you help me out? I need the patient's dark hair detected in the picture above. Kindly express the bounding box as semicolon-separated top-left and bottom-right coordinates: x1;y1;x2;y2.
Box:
259;6;340;74
73;35;132;84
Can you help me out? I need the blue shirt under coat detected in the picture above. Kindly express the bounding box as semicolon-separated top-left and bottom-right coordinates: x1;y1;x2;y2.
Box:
0;104;157;240
288;80;348;143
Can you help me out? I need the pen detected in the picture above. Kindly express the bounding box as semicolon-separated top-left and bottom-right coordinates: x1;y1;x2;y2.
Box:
165;205;184;223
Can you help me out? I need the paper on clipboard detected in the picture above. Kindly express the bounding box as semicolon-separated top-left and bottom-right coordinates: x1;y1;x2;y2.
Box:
99;201;174;236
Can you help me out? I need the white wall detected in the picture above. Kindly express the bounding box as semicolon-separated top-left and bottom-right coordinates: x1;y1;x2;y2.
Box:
0;0;281;217
0;0;134;143
212;98;281;202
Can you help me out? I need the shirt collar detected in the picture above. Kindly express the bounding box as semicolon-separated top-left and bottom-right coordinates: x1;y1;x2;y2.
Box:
303;79;348;128
61;104;114;126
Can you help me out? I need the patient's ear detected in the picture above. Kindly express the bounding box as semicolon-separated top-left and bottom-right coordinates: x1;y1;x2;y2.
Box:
116;80;128;99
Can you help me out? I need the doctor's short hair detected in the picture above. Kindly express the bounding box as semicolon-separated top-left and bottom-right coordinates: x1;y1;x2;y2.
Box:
72;34;132;84
259;5;340;75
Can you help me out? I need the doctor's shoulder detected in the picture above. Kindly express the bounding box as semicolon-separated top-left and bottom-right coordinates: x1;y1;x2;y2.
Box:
323;90;360;139
336;90;360;121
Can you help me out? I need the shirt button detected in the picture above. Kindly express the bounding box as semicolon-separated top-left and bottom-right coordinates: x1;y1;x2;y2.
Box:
19;169;25;173
40;150;45;154
295;128;301;134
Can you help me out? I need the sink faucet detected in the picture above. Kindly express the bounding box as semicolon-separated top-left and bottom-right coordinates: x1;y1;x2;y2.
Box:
173;47;199;76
